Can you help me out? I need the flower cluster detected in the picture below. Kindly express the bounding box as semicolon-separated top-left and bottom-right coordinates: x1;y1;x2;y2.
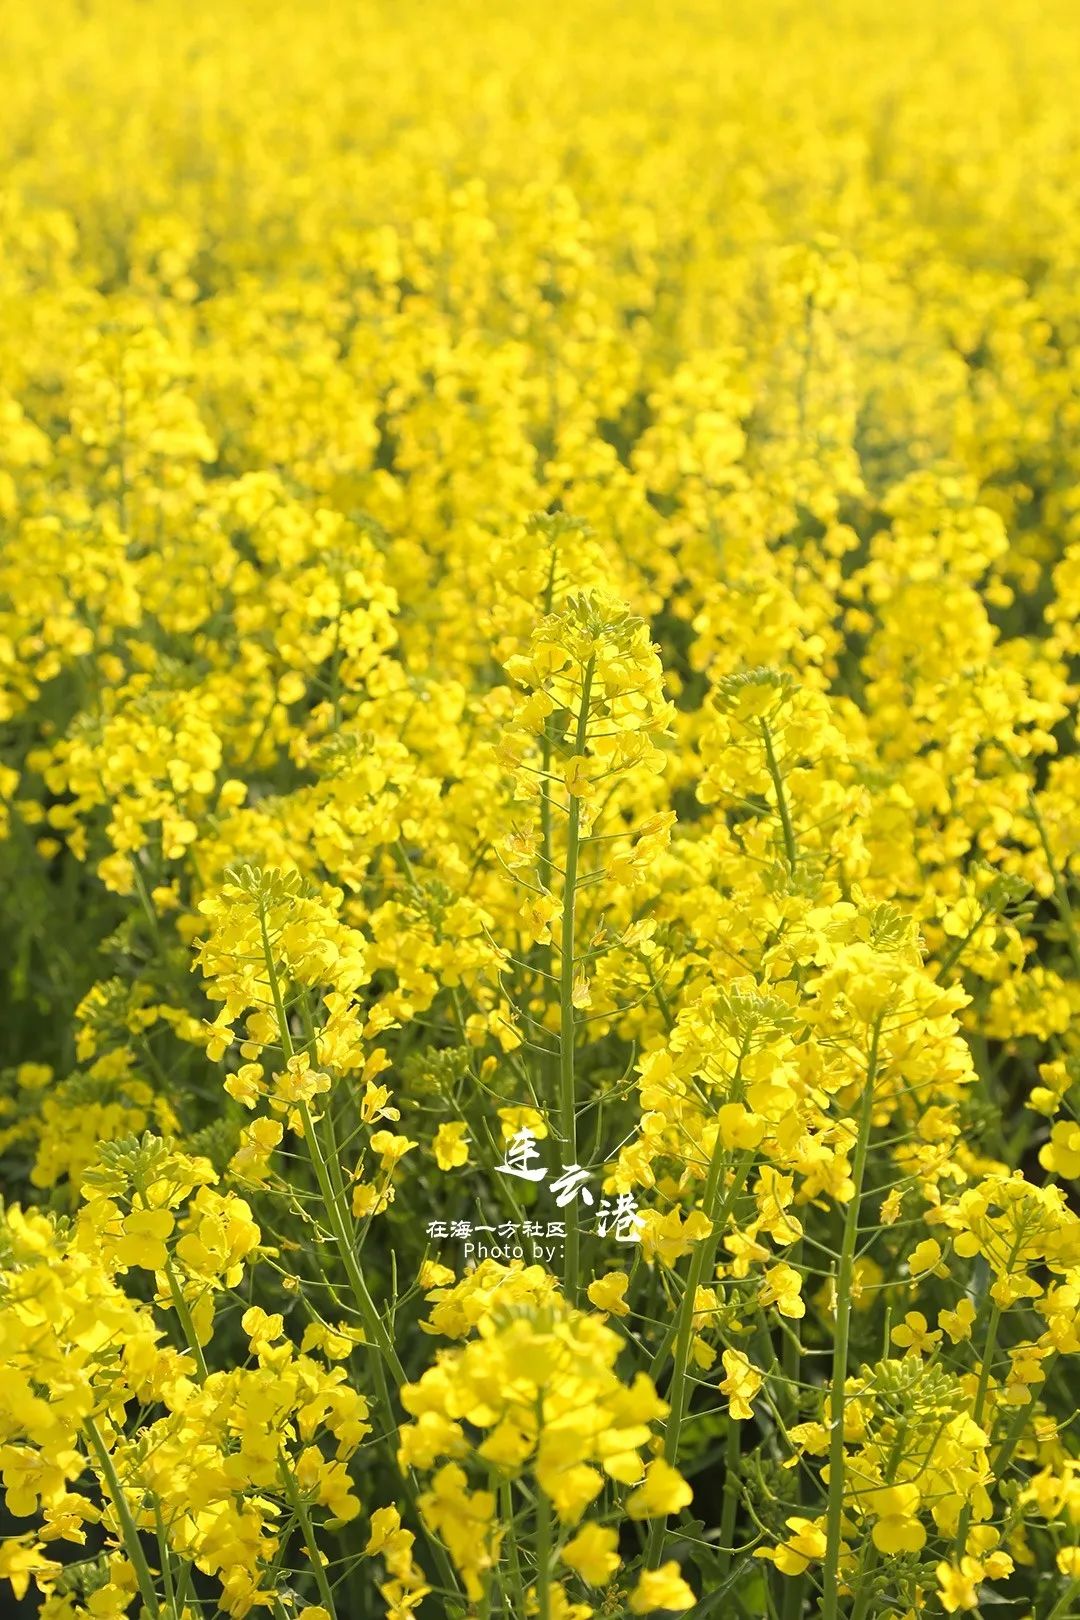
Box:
2;2;1080;1618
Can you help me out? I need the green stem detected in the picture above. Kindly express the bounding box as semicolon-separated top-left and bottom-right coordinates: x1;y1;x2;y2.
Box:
279;1455;339;1620
849;1545;879;1620
1029;789;1080;974
258;908;296;1063
972;1304;1002;1432
953;1302;1002;1558
660;1148;728;1464
647;1312;681;1383
717;1417;741;1579
259;908;461;1601
319;1105;460;1595
1046;1575;1080;1620
645;954;675;1032
84;1417;161;1620
257;902;405;1385
761;719;797;872
298;1098;406;1385
540;723;554;898
501;1482;527;1618
131;858;163;949
154;1508;176;1620
646;1136;752;1569
821;1022;880;1620
164;1261;208;1382
781;1240;805;1620
559;653;595;1304
172;1558;193;1616
1003;745;1080;975
536;1486;552;1620
936;902;993;979
991;1362;1050;1479
649;1147;755;1388
534;549;559;1113
782;1240;804;1423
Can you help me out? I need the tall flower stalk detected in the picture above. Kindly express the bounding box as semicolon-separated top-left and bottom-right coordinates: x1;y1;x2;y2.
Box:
501;591;674;1302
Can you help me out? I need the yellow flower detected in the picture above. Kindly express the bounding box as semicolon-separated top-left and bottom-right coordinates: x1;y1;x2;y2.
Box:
870;1483;925;1556
758;1517;828;1577
890;1312;942;1357
586;1271;630;1317
116;1207;174;1271
716;1102;767;1151
1040;1121;1080;1179
564;754;594;798
419;1259;455;1289
496;1107;548;1142
629;1562;696;1613
4;9;1080;1619
907;1238;943;1276
560;1522;619;1586
759;1262;805;1319
938;1297;977;1343
433;1122;470;1172
719;1348;762;1420
626;1459;693;1520
416;1464;499;1603
936;1559;981;1613
637;1208;712;1267
364;1505;415;1565
0;1536;61;1602
241;1305;284;1356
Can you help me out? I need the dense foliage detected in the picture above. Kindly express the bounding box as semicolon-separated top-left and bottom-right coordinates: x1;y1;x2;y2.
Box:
2;2;1080;1617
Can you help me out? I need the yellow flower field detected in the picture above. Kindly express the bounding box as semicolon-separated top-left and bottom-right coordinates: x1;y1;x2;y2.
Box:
2;1;1080;1616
